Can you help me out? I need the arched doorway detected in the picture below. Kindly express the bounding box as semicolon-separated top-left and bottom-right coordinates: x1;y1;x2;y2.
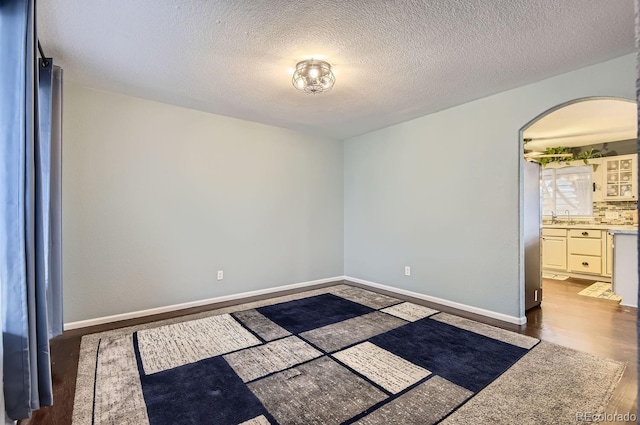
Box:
519;97;637;311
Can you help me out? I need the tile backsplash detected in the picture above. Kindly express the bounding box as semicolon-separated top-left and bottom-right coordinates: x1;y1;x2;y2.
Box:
542;201;638;226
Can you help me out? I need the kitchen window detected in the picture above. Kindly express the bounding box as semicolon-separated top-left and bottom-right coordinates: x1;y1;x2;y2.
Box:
541;165;593;217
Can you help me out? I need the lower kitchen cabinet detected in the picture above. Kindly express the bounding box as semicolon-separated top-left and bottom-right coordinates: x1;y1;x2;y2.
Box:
568;229;602;275
541;229;567;271
542;227;619;280
569;253;602;275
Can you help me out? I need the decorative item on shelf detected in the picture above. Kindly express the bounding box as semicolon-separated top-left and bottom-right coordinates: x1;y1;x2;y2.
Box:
292;59;335;94
574;148;601;164
527;146;602;167
524;145;573;166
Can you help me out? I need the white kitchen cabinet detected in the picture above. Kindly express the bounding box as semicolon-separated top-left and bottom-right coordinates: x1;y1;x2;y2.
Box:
569;254;603;275
542;229;567;271
568;229;603;275
603;154;637;201
604;231;614;277
590;158;604;202
543;226;634;280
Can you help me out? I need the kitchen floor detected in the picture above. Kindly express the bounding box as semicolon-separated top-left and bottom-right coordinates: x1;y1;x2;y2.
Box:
529;277;637;423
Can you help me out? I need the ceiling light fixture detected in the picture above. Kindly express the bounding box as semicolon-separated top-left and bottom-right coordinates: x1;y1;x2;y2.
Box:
292;59;335;94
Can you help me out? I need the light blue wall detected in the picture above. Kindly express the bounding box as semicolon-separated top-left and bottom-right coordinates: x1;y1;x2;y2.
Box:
344;54;635;320
63;85;344;322
64;54;635;324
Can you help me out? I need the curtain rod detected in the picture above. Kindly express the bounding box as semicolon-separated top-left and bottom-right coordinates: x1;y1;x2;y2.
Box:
37;40;49;67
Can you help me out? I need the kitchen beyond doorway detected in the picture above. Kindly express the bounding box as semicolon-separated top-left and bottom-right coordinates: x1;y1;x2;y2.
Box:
520;97;638;314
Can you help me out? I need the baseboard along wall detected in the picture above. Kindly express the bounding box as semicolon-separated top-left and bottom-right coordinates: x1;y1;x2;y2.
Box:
345;276;527;325
63;276;344;330
64;275;526;330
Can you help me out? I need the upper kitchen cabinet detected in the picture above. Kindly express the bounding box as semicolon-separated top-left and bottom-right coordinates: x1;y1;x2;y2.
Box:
591;158;604;202
523;99;637;204
603;154;637;201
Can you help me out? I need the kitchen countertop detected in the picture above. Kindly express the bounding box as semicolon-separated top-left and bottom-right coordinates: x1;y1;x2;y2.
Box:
608;229;638;235
543;223;638;231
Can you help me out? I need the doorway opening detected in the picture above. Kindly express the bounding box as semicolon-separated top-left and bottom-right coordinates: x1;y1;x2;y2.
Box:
520;97;637;313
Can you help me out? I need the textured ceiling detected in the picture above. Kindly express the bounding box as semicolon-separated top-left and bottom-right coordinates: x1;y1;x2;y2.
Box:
38;0;635;140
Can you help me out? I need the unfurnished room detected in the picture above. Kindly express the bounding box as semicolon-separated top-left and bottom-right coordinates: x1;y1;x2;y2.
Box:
1;1;638;424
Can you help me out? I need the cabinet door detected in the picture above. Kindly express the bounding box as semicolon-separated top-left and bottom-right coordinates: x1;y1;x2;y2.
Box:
603;154;637;201
605;232;614;277
569;254;603;275
542;236;567;270
569;238;601;256
591;158;604;202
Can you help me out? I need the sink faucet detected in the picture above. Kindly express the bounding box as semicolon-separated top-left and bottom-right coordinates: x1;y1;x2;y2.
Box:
565;209;571;224
551;211;557;224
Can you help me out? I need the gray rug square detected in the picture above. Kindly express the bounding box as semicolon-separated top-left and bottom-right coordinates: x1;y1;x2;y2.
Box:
247;356;387;425
332;341;431;394
93;335;149;424
136;313;261;374
232;308;291;341
224;336;322;382
300;311;407;352
381;302;439;322
331;286;401;309
354;376;472;425
239;415;271;425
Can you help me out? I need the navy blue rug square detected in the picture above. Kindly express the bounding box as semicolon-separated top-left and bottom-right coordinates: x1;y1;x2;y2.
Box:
137;352;270;425
369;318;528;392
257;293;375;334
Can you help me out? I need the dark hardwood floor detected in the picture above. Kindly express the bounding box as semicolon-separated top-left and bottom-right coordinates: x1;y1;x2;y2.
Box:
20;278;638;424
529;278;637;424
525;279;638;424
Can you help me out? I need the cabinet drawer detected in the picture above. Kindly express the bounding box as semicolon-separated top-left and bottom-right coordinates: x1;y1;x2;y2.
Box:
542;228;567;237
569;255;602;274
568;229;601;239
569;238;601;256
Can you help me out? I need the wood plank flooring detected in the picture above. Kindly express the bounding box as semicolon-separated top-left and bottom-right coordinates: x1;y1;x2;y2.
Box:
19;278;638;425
530;278;637;424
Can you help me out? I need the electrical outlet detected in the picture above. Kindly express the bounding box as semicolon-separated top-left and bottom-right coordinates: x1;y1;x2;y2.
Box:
404;266;411;276
605;211;619;219
217;270;224;281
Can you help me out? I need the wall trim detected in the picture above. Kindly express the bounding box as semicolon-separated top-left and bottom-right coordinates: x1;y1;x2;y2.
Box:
344;276;527;325
64;276;345;330
65;274;527;330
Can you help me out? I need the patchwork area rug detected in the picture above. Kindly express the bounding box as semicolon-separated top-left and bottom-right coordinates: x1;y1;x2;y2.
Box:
578;281;622;302
72;285;625;425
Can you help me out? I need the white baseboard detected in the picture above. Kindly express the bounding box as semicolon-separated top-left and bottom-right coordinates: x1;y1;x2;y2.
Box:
64;275;527;330
64;276;346;330
344;276;527;325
